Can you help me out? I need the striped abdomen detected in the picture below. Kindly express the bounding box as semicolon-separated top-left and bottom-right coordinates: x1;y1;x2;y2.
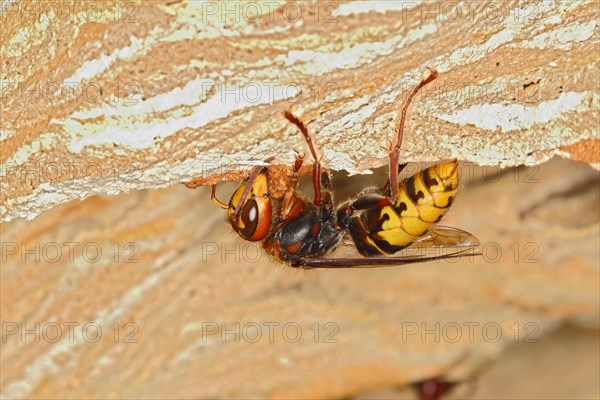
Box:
349;160;459;257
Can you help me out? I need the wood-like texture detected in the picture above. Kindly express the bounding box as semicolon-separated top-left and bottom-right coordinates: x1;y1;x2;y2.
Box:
1;158;599;398
1;0;599;222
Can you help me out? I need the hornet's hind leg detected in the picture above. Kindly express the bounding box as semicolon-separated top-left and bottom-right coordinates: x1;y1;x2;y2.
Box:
386;68;437;200
380;163;408;197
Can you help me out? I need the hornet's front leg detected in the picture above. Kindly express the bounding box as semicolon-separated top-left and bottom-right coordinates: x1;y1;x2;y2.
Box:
279;151;306;222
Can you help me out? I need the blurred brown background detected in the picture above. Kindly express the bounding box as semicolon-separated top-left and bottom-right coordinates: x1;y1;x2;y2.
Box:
2;159;599;399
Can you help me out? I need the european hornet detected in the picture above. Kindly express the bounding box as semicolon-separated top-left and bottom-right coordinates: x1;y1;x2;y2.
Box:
211;68;481;268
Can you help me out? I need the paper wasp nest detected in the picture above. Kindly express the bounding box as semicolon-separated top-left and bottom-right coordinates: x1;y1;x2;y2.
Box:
1;1;598;222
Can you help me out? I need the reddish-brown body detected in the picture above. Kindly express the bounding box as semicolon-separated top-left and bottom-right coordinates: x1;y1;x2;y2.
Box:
210;69;480;269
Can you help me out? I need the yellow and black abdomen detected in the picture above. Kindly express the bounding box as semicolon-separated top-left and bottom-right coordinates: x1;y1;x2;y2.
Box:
348;160;459;257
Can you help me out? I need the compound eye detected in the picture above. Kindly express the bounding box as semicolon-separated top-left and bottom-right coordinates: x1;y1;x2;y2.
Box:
228;168;272;241
231;195;271;241
239;199;259;240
